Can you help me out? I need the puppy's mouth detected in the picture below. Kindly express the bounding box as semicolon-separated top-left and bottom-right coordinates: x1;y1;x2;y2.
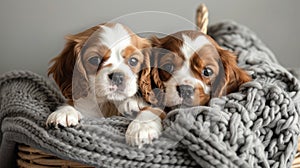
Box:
108;84;125;92
105;84;127;100
164;97;194;111
180;98;194;107
166;101;193;111
173;98;194;108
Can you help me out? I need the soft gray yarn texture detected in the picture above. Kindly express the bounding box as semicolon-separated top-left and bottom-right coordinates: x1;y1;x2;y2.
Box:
0;21;300;168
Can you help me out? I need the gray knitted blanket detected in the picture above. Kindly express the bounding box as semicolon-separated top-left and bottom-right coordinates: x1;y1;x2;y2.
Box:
1;21;300;168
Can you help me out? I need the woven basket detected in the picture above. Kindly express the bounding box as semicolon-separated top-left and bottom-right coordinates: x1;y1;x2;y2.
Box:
17;144;94;168
292;138;300;168
17;141;300;168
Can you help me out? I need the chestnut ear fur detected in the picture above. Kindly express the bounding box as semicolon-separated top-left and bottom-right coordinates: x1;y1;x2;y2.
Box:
138;45;154;104
148;36;165;91
138;36;167;106
48;26;99;104
138;36;162;105
211;47;252;97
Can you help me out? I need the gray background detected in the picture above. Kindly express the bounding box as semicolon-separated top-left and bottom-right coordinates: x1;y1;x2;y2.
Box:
0;0;299;76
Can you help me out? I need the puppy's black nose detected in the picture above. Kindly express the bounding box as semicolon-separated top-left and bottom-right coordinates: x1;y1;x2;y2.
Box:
177;85;194;99
108;72;124;86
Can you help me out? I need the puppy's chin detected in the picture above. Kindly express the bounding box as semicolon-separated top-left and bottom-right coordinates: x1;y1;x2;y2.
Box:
164;94;183;107
165;97;193;108
106;93;128;101
96;82;138;102
165;98;200;112
96;87;135;102
181;99;195;107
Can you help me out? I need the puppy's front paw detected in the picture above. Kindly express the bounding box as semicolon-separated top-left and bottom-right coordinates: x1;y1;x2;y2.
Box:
46;105;82;128
125;110;162;148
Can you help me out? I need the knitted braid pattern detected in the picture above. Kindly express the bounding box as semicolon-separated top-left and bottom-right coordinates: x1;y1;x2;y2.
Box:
1;21;300;168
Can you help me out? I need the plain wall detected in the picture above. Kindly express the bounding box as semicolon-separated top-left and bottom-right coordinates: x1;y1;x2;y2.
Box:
0;0;299;76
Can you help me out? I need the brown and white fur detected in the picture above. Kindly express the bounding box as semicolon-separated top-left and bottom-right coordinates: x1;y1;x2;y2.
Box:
143;31;252;110
46;23;165;148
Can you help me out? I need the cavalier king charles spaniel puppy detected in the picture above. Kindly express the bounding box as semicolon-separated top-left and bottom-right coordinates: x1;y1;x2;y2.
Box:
46;23;165;148
144;30;252;111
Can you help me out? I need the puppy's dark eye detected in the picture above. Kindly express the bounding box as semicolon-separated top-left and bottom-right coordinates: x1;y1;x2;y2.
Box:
202;67;214;77
88;56;101;66
161;63;174;73
129;57;138;67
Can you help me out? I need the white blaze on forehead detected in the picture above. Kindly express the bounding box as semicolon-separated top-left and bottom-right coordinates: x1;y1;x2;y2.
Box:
180;34;210;60
100;23;132;67
100;23;131;48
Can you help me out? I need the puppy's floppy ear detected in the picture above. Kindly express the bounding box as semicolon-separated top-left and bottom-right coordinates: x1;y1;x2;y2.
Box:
145;36;166;105
139;36;165;105
211;47;252;97
150;35;162;48
48;36;88;104
138;39;155;104
150;36;164;88
48;26;98;104
150;49;166;107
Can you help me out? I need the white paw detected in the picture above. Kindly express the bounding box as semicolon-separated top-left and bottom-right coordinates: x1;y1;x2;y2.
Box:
125;110;162;148
116;97;143;118
46;105;82;128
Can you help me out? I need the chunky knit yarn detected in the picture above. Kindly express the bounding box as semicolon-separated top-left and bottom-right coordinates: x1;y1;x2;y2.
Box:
1;21;300;168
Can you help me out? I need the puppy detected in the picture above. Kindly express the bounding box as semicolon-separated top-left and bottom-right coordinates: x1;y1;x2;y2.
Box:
144;30;252;110
46;23;165;147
